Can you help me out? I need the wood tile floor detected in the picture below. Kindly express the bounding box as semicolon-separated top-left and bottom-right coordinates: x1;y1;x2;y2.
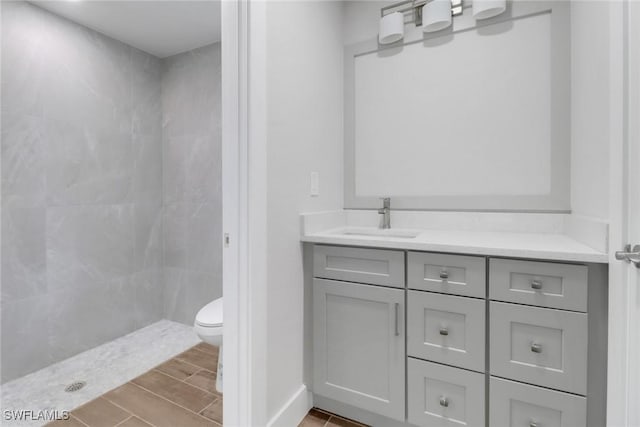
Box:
46;342;222;427
298;408;369;427
44;342;366;427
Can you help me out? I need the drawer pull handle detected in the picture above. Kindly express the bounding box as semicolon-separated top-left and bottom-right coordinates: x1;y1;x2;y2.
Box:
439;327;449;336
530;422;539;427
439;396;449;407
531;343;543;353
439;271;449;280
531;280;543;290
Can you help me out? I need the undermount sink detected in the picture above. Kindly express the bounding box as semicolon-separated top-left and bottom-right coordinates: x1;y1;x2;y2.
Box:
333;228;421;239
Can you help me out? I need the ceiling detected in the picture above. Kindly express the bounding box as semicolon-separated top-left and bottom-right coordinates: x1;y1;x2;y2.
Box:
31;0;221;58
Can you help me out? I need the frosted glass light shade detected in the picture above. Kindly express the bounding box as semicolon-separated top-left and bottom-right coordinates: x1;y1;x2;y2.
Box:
379;12;404;45
472;0;506;19
422;0;452;33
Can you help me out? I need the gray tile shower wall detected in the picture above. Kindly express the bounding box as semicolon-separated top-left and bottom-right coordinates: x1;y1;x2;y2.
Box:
1;1;163;382
160;43;222;325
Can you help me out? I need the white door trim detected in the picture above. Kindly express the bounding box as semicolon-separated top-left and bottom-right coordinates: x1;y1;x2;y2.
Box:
606;1;636;426
625;1;640;424
221;0;244;424
222;0;269;425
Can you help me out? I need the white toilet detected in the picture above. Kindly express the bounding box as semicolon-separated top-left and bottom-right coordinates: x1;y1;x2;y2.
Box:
194;297;223;393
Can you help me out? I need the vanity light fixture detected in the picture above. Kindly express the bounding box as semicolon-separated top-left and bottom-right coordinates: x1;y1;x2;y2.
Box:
379;11;405;45
421;0;453;33
378;0;464;44
472;0;506;19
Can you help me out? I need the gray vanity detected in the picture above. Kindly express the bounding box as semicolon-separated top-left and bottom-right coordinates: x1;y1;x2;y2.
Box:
309;244;608;427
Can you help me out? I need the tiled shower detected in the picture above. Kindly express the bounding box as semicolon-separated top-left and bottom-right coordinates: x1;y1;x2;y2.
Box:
1;0;221;384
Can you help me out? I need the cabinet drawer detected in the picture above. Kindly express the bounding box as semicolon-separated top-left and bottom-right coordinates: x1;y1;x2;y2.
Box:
313;245;405;287
490;377;586;427
408;252;486;298
490;258;588;312
490;302;588;395
408;358;485;427
407;291;485;372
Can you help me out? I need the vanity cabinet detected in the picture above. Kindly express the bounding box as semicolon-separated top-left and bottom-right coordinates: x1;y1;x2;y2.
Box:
313;278;406;421
311;245;606;427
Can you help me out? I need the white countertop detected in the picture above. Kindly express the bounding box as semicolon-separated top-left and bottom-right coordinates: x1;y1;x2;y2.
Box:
301;226;609;263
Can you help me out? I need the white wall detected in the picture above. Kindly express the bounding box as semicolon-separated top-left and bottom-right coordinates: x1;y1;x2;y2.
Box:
570;1;610;221
264;0;344;421
343;0;394;46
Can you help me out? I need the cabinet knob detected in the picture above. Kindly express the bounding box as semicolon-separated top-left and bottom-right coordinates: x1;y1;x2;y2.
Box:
439;327;449;336
531;280;543;290
531;343;543;353
439;396;449;407
439;270;449;280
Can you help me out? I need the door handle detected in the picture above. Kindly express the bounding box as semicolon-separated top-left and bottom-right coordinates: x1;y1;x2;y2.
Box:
394;303;400;336
615;244;640;268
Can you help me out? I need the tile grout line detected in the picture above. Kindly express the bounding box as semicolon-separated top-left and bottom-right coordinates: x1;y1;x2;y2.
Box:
198;399;223;425
123;379;217;422
162;356;213;375
153;365;217;391
174;353;218;372
113;415;134;427
134;369;222;412
98;396;160;427
69;415;90;427
187;346;220;359
140;367;218;401
180;368;221;396
174;359;217;373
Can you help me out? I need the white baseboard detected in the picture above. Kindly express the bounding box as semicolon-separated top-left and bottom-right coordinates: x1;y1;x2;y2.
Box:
266;385;313;427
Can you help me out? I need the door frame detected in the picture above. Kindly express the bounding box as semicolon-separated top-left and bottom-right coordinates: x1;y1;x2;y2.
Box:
606;1;637;426
222;0;268;425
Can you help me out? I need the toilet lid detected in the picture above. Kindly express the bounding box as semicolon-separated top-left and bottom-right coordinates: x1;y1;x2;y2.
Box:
195;298;223;327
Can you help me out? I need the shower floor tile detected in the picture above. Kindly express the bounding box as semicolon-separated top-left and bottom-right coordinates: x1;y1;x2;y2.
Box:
46;343;221;427
1;320;201;427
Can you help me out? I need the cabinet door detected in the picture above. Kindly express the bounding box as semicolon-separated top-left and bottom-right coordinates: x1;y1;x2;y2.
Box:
313;279;405;421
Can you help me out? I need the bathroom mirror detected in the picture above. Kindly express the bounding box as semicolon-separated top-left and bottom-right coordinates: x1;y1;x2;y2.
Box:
344;1;570;212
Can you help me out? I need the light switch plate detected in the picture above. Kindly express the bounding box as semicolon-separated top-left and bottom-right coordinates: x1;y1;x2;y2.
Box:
310;172;319;197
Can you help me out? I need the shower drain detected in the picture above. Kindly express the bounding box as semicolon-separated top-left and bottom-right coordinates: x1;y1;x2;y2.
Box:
64;381;86;393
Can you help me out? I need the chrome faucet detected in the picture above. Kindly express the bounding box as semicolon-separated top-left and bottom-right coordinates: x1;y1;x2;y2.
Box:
378;197;391;229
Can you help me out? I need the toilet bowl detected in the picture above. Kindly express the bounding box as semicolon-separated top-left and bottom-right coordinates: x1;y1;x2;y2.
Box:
194;297;223;393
